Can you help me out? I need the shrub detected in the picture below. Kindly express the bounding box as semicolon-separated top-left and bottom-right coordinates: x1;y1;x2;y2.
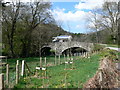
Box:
93;44;105;51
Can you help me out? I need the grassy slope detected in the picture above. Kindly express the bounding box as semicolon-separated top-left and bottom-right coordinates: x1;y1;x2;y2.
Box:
106;44;119;48
13;54;101;88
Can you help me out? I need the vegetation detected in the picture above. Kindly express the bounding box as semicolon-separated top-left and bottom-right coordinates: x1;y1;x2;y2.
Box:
1;0;119;89
2;1;68;58
86;1;119;44
10;49;118;88
106;44;119;48
93;44;105;51
13;54;101;88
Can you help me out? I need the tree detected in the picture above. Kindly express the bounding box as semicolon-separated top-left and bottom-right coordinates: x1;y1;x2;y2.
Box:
86;9;102;43
2;1;21;57
118;1;120;46
19;1;55;57
2;1;56;57
86;1;119;44
100;1;119;44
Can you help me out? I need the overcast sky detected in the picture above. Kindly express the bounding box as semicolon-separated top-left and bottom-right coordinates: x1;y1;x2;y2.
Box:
3;0;119;33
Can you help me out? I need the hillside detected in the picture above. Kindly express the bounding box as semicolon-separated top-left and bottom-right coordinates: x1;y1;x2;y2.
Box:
71;29;118;44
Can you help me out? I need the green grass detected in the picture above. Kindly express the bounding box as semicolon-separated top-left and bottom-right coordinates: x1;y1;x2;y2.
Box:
3;49;119;88
13;54;101;88
106;44;119;48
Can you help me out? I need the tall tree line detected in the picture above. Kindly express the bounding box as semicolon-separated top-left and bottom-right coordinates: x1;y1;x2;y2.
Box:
1;1;57;58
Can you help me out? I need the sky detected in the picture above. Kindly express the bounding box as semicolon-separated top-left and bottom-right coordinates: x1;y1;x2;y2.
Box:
3;0;119;33
50;0;104;33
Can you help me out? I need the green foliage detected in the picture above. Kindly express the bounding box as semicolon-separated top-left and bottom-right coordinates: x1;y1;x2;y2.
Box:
50;49;55;53
99;48;119;61
106;44;119;48
93;44;105;51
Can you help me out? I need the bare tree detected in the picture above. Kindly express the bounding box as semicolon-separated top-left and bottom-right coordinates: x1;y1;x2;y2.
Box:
100;1;119;43
86;1;119;44
86;9;102;43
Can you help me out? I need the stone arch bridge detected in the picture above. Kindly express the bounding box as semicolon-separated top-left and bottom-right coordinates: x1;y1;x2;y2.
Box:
42;41;94;55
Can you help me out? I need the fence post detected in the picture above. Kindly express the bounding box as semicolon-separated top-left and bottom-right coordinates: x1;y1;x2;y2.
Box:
6;64;9;85
16;60;19;84
44;57;47;78
55;55;56;66
65;74;67;88
21;60;25;76
0;74;4;90
99;69;102;83
40;57;42;68
67;54;69;62
59;55;61;65
71;58;73;69
64;54;65;61
44;57;46;67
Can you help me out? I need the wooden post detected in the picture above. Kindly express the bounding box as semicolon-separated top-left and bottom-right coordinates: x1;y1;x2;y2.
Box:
81;52;83;57
67;54;69;62
55;55;56;66
64;54;65;61
16;64;19;84
99;69;102;83
40;57;42;68
64;55;66;70
6;64;9;85
71;58;73;69
78;81;80;88
17;60;19;65
44;57;47;78
21;60;25;76
87;52;89;58
86;52;87;57
0;74;4;90
16;60;19;84
59;55;60;65
84;52;86;57
65;74;67;88
42;77;44;88
44;57;47;67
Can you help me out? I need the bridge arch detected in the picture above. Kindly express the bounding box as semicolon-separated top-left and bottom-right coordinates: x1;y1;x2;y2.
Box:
61;46;88;55
41;47;53;56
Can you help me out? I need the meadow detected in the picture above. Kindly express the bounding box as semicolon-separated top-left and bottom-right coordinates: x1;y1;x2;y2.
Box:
2;49;119;88
12;54;101;88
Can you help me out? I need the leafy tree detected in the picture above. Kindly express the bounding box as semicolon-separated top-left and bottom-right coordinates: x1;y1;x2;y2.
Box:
2;1;56;57
2;1;21;57
18;1;55;57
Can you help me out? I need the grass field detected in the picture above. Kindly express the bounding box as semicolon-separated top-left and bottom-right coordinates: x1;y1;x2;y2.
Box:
12;54;101;88
2;49;119;88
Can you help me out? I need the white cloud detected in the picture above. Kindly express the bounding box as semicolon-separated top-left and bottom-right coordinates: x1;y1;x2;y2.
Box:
75;0;119;10
75;0;104;10
52;8;87;22
76;25;81;28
